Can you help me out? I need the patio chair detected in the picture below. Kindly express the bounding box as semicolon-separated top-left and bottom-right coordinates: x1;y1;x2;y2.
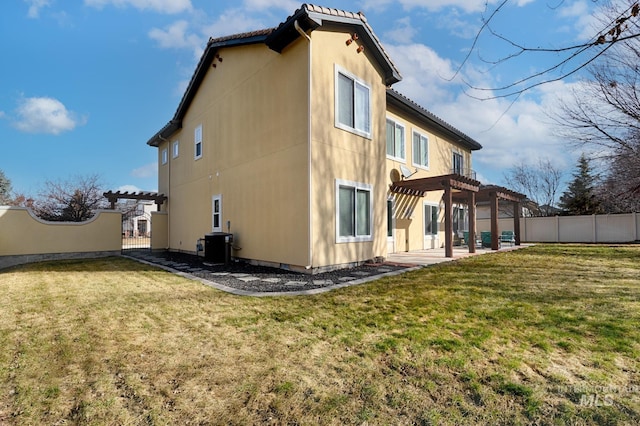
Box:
480;231;492;248
463;231;482;248
500;230;516;246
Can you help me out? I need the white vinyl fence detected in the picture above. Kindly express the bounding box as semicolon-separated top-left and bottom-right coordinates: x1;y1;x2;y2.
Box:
477;212;639;243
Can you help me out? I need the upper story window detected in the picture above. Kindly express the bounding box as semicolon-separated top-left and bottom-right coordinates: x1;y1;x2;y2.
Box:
161;148;168;165
194;125;203;160
386;118;405;160
335;65;371;138
172;140;179;158
452;151;464;175
413;131;429;169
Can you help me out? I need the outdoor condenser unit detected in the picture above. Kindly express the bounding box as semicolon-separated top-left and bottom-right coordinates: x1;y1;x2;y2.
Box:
204;232;233;265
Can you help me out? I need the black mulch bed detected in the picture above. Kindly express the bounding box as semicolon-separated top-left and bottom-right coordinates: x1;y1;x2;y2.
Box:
125;250;416;293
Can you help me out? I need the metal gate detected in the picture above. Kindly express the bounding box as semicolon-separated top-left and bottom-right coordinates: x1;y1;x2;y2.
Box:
122;209;152;252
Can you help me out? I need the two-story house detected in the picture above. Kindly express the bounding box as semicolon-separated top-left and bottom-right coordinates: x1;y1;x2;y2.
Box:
147;4;491;273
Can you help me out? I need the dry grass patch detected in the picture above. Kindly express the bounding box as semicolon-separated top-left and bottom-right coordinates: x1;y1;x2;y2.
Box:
1;244;639;425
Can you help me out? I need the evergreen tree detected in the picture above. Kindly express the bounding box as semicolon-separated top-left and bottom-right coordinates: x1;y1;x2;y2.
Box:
559;155;602;215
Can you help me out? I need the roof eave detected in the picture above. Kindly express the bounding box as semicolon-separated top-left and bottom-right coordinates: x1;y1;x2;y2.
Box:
386;89;483;151
147;120;181;147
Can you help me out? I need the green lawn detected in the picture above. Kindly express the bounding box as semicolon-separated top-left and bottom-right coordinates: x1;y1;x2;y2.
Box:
1;244;639;425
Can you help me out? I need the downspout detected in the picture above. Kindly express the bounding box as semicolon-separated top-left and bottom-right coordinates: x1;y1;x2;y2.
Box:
159;134;170;250
294;20;313;270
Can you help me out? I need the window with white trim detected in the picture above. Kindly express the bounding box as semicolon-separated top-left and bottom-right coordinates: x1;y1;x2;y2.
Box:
212;194;222;232
194;124;203;160
452;150;464;175
161;148;168;165
172;140;179;158
424;203;438;236
413;131;429;169
386;118;405;160
335;66;371;138
336;179;373;242
387;198;394;238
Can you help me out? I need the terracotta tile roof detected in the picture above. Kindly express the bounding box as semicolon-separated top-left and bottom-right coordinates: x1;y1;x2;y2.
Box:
148;4;403;146
387;88;483;151
208;28;275;45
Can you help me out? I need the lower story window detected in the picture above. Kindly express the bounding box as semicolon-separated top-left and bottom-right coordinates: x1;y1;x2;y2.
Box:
424;204;438;236
336;179;372;242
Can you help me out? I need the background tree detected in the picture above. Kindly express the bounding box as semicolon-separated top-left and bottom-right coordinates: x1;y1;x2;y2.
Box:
595;134;640;212
503;158;564;216
34;174;108;222
0;170;12;205
458;1;640;99
559;155;603;215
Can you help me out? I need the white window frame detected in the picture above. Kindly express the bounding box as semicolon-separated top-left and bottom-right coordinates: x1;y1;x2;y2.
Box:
161;148;168;165
194;124;203;160
386;118;405;161
334;65;371;139
452;150;464;175
423;202;439;237
212;194;222;232
335;179;373;243
172;140;179;158
412;131;429;169
387;197;395;241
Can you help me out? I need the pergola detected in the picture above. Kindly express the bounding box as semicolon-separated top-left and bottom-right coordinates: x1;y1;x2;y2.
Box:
389;175;525;257
454;185;525;251
103;191;168;211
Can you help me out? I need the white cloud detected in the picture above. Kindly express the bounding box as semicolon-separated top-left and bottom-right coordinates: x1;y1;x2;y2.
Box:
387;40;576;184
363;0;518;14
149;20;204;58
384;17;418;44
24;0;51;18
13;97;85;135
117;184;143;193
387;43;459;102
201;8;265;39
131;162;157;178
84;0;192;14
242;0;299;12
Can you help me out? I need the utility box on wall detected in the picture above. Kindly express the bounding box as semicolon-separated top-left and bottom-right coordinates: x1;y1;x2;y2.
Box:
204;232;233;265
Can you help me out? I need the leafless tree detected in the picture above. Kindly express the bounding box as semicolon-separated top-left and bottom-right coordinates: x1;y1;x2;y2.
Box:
34;174;108;222
455;1;640;100
549;2;640;211
503;159;564;216
596;135;640;212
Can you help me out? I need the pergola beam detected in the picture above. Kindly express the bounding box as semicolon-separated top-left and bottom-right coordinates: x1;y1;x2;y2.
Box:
103;190;168;211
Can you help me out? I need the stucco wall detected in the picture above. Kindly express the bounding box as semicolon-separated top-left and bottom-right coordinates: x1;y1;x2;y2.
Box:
157;40;310;267
151;211;168;251
310;28;388;268
384;99;473;253
0;207;121;269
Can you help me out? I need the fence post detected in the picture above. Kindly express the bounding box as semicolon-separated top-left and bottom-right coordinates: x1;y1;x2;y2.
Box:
555;215;560;242
592;214;597;243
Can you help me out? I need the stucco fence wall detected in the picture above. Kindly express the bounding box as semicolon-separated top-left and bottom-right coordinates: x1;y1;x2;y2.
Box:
0;206;122;270
477;212;640;243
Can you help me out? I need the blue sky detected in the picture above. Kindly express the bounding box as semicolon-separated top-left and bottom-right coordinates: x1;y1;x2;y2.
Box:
1;0;602;195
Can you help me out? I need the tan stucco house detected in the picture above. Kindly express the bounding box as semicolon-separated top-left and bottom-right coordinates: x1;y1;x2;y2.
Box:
147;4;508;273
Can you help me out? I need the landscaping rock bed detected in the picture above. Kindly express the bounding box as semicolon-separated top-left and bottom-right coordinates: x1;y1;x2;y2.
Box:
125;250;414;294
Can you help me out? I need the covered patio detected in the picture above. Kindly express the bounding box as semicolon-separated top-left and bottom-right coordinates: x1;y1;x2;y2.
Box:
389;175;526;258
